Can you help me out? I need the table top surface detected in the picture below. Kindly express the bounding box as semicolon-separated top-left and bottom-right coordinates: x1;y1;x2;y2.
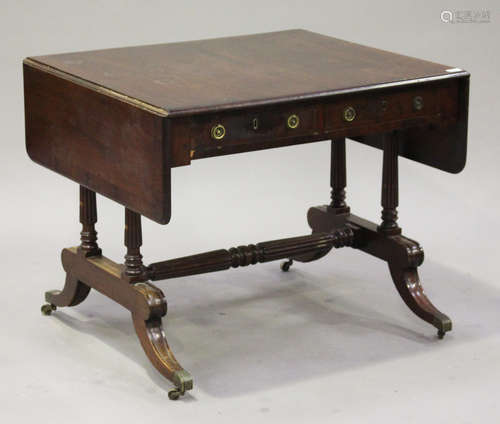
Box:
26;29;466;117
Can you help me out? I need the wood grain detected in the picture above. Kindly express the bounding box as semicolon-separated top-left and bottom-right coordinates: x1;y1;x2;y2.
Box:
27;29;465;116
24;30;469;226
24;63;171;223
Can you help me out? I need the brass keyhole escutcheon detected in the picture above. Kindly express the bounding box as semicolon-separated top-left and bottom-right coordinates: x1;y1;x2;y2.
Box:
252;117;259;131
343;106;356;122
211;124;226;140
413;96;424;111
287;114;300;129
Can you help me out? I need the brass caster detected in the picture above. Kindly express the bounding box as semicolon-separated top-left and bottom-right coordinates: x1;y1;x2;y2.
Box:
437;330;446;339
166;370;192;400
280;259;293;272
168;389;182;400
41;303;56;316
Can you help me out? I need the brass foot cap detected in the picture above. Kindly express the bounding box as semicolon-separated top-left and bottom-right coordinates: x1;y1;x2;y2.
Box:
41;304;57;316
433;316;452;337
168;389;181;400
280;260;293;272
168;370;193;400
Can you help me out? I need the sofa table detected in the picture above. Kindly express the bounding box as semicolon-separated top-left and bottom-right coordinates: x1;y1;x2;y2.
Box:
23;30;469;399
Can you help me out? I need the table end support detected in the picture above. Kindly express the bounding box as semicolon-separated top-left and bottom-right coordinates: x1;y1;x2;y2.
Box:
306;206;452;338
41;186;100;313
41;197;192;399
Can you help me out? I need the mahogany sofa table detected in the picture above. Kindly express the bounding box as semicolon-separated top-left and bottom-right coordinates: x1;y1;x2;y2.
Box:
23;30;469;399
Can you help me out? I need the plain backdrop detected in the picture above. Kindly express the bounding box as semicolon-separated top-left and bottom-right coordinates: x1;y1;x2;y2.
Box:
1;1;499;423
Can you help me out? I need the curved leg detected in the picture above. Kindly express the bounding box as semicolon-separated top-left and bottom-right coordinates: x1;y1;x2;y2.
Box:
389;264;452;338
306;206;452;337
41;273;91;315
42;186;98;315
386;235;452;339
132;282;193;400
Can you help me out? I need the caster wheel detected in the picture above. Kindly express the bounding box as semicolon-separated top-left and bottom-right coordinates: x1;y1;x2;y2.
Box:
437;330;446;339
280;259;293;272
168;389;181;400
41;304;56;316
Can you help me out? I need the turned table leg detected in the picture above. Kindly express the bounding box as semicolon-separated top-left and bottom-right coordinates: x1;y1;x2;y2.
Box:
79;186;101;256
124;208;145;278
41;186;99;315
378;131;401;236
330;137;350;215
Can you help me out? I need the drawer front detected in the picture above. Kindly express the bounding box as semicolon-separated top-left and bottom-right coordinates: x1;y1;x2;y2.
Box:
186;103;320;146
170;80;460;166
324;85;439;130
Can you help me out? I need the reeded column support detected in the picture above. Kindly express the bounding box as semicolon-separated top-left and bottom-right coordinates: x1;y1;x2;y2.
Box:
79;186;101;256
124;208;145;278
329;137;350;214
378;131;401;235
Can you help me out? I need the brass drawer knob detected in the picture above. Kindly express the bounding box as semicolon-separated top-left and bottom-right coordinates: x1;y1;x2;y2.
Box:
413;96;424;111
343;106;356;122
211;124;226;140
287;114;300;129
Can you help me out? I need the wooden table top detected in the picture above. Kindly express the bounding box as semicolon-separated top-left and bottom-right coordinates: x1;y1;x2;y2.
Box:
24;30;469;224
25;29;466;117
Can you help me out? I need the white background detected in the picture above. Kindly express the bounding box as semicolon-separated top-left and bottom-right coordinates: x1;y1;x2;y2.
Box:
1;1;499;422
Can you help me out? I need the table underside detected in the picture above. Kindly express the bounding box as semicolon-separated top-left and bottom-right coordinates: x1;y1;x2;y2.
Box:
40;133;454;399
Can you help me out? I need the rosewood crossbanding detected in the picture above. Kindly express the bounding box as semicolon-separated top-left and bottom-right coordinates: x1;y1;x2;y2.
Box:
25;30;468;400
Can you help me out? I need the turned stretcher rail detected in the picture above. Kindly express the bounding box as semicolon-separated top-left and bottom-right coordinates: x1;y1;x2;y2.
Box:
147;227;354;281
